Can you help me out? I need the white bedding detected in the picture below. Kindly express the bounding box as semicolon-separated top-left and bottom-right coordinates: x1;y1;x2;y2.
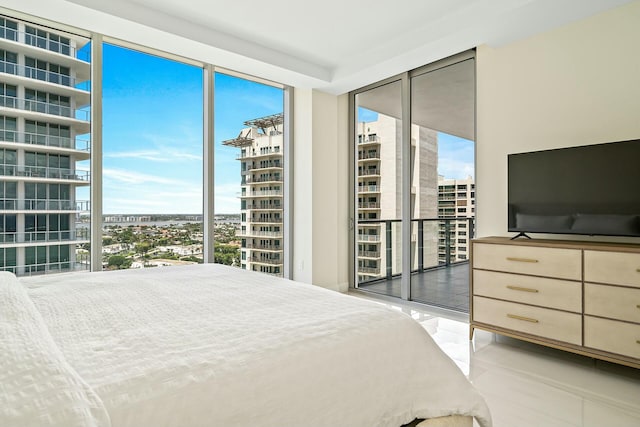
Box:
7;264;491;427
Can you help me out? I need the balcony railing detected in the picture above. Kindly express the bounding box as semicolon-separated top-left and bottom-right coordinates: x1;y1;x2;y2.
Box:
0;164;89;181
358;152;380;160
249;256;283;265
244;243;282;251
0;228;89;244
245;176;283;184
0;199;89;211
240;190;283;198
356;217;475;284
0;130;90;151
0;260;89;276
358;202;380;209
245;204;282;210
358;136;381;144
358;266;381;274
238;230;283;238
0;95;89;121
0;60;89;90
358;168;380;176
358;185;380;193
248;218;283;224
0;25;86;60
236;147;281;159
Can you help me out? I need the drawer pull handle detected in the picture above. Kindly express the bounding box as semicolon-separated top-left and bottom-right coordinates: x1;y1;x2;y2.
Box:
507;285;539;293
507;313;539;323
637;269;640;273
637;340;640;345
506;257;539;263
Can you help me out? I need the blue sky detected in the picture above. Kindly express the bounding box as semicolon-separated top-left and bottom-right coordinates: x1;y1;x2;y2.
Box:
89;44;282;214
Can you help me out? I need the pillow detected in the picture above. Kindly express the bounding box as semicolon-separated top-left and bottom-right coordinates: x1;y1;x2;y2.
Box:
571;214;640;236
0;272;111;427
515;213;574;232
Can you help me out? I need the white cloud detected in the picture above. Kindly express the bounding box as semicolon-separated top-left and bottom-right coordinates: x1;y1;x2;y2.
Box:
103;168;191;186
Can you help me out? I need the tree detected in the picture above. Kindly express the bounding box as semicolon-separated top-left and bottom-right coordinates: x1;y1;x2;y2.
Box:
107;255;132;269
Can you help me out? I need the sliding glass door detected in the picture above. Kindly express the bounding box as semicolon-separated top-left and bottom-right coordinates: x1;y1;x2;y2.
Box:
351;52;475;311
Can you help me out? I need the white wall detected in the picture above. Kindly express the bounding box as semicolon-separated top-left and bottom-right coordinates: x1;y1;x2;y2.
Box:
476;1;640;242
293;89;349;291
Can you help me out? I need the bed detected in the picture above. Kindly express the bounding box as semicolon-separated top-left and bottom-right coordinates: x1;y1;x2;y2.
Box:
1;264;491;427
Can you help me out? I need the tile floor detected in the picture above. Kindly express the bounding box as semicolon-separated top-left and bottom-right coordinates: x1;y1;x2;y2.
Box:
353;293;640;427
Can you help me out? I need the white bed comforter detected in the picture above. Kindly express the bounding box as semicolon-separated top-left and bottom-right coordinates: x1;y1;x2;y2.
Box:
8;264;491;427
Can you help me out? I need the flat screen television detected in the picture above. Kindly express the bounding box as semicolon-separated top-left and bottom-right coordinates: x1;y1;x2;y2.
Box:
508;139;640;237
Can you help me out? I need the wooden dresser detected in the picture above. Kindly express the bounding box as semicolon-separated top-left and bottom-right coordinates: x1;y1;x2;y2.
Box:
470;236;640;368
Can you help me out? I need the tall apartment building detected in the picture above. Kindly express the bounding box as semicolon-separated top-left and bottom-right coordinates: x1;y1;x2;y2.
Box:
356;113;438;283
437;175;475;263
223;113;283;277
0;16;90;275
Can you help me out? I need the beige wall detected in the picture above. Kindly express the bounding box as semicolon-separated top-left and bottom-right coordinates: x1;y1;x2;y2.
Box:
293;89;349;291
476;1;640;242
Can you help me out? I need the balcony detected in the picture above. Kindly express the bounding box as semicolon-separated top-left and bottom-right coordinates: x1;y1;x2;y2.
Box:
358;266;381;275
245;176;283;184
0;95;89;121
358;152;380;161
358;185;380;193
356;217;475;312
0;60;89;90
249;256;283;265
358;168;380;177
245;203;282;210
0;130;90;152
357;234;381;242
0;228;89;245
358;202;380;209
236;147;281;159
240;190;283;198
0;199;89;211
358;136;381;145
244;243;282;251
238;230;283;238
0;164;89;182
248;218;283;224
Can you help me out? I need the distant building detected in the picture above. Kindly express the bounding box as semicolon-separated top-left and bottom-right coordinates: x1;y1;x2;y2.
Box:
437;175;475;263
223;113;283;277
0;17;90;275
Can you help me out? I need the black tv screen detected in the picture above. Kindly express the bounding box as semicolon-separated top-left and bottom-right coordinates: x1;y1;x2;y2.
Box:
508;139;640;237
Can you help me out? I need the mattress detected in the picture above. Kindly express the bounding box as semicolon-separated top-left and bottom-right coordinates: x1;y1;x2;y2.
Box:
2;265;491;427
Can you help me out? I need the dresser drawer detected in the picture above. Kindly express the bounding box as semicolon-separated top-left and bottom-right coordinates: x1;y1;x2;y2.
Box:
584;283;640;324
473;270;581;312
473;296;582;345
472;243;581;280
584;250;640;288
584;316;640;360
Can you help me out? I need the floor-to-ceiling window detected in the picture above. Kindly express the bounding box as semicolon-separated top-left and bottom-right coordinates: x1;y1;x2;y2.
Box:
101;44;203;270
351;52;475;311
215;72;286;277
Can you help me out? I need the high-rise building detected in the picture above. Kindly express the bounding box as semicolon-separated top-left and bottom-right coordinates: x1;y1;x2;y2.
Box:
0;16;90;275
356;113;438;283
223;113;283;277
437;175;475;263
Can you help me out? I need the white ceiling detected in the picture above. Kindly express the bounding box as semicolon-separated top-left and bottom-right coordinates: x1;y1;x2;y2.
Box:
2;0;634;94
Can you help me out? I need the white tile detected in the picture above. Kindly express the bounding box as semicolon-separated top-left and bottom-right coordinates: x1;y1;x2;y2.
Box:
354;295;640;427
